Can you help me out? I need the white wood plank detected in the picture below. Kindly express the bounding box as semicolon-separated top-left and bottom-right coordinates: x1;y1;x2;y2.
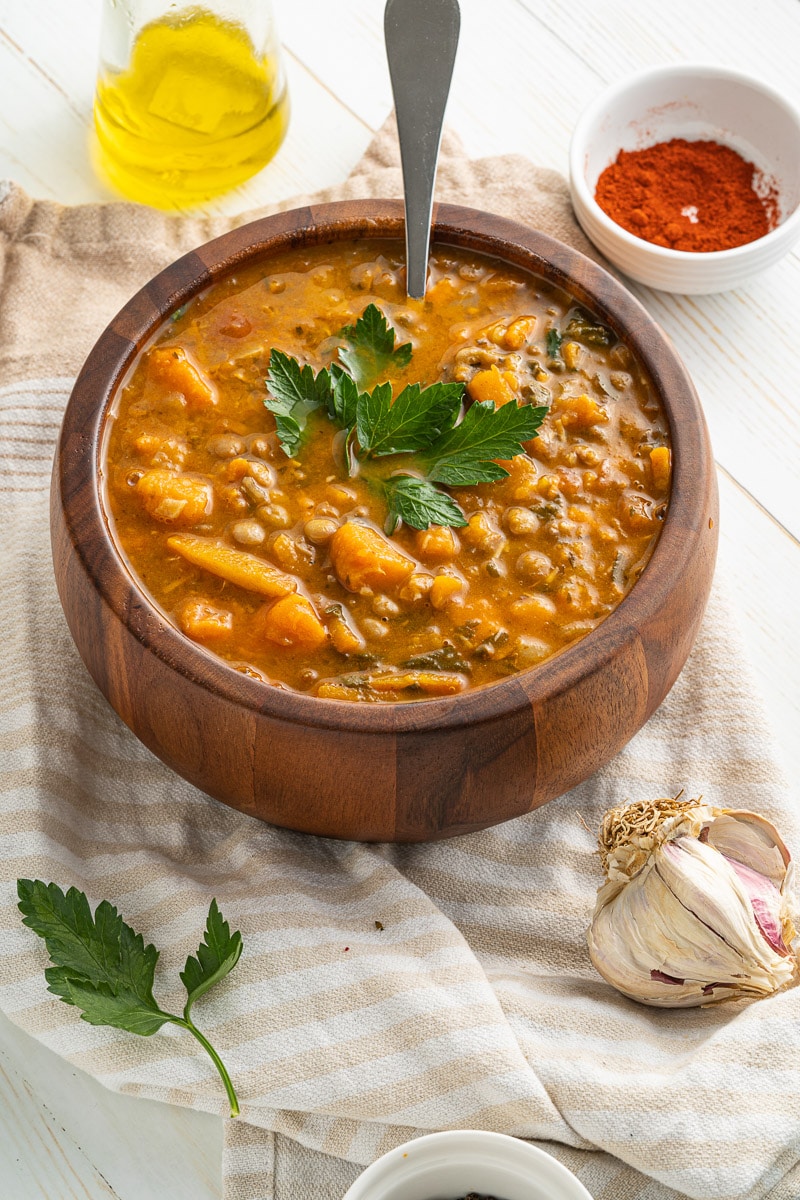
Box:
278;0;391;131
278;0;602;166
528;0;800;101
716;472;800;787
0;1008;221;1199
0;31;106;204
0;0;100;113
627;256;800;545
0;17;372;210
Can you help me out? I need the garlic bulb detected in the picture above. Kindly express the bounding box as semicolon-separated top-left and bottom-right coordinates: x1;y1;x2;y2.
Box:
587;796;797;1007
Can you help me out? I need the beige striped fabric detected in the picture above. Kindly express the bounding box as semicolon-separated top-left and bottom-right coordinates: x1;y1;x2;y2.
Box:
1;126;799;1200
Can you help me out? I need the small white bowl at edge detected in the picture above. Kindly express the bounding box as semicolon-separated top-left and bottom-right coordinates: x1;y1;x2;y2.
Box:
341;1130;593;1200
569;63;800;293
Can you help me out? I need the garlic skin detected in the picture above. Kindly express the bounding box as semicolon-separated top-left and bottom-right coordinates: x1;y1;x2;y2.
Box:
587;797;797;1007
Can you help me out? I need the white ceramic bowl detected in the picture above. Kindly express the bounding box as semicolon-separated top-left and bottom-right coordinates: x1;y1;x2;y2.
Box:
569;64;800;293
341;1130;593;1200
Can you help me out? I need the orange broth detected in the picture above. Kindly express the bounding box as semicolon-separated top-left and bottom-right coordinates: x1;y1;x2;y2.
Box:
104;240;670;702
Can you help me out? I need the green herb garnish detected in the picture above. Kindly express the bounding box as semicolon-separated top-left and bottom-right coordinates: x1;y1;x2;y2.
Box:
356;380;463;456
382;475;468;533
17;880;243;1118
564;310;614;346
264;350;334;457
339;303;412;387
263;306;547;531
403;645;471;673
546;328;562;357
416;398;541;486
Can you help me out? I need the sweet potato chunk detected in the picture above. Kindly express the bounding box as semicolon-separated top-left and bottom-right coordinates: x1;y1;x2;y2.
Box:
650;445;671;493
557;393;609;429
496;454;539;504
135;469;212;525
166;534;297;597
258;594;328;651
562;340;583;370
178;600;233;642
502;316;536;350
326;604;366;655
132;429;188;468
329;522;415;593
148;346;216;411
429;575;464;610
368;671;466;696
618;494;657;534
467;365;516;407
415;525;460;564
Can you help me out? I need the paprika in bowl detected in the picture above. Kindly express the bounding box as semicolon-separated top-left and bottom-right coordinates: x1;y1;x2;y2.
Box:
569;64;800;293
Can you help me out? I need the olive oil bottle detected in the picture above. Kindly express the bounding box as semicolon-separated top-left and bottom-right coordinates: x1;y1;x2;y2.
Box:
93;3;289;209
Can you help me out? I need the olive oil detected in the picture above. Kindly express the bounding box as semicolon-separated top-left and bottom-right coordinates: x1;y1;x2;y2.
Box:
93;6;289;208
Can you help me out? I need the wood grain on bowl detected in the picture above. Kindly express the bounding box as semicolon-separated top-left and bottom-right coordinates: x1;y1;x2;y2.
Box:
51;200;718;841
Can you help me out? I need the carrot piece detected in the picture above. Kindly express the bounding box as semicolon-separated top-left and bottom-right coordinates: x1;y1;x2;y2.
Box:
329;522;415;593
258;594;328;651
135;469;212;525
316;682;366;701
148;346;216;411
368;671;466;696
166;534;297;597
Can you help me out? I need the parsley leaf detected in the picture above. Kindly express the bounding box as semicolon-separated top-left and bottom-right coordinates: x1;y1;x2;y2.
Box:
180;899;243;1018
355;381;394;453
18;880;243;1117
383;476;467;533
328;362;360;429
44;968;169;1036
358;381;463;457
265;350;332;457
419;400;548;487
546;328;562;358
17;881;167;1035
339;303;412;387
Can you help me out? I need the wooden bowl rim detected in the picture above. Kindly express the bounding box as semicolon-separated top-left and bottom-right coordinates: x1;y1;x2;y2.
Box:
57;198;710;734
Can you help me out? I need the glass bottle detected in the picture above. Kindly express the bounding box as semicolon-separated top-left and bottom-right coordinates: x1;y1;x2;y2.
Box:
92;0;290;209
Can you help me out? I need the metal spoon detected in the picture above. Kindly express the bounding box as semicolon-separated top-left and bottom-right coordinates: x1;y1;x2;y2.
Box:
384;0;461;299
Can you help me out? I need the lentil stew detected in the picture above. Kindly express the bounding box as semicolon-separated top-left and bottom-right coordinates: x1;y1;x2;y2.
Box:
104;240;671;703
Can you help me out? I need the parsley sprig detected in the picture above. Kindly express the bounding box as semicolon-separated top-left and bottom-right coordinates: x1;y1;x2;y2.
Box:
339;303;412;387
18;880;243;1118
264;304;548;531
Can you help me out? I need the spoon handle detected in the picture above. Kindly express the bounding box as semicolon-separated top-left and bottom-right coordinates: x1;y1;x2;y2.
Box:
384;0;461;299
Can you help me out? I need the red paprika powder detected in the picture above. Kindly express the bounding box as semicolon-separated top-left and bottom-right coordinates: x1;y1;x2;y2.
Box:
594;138;779;252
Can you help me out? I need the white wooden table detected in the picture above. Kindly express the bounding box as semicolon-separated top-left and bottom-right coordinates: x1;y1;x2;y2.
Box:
1;0;799;1194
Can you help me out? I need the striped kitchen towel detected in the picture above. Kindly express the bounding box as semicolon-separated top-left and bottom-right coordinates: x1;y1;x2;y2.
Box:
1;123;798;1200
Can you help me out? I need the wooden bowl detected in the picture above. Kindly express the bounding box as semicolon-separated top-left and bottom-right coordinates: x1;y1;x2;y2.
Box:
52;200;718;842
